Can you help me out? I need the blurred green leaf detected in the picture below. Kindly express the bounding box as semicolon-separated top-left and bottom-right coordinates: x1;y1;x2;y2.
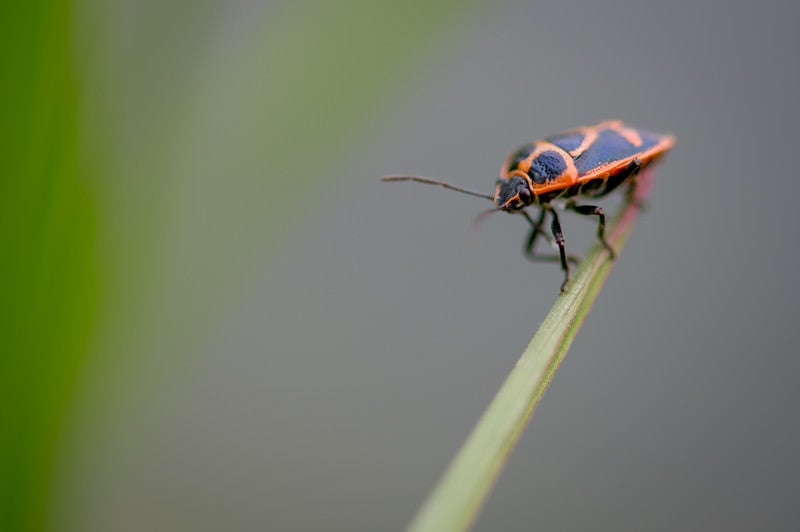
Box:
0;2;99;532
2;1;479;530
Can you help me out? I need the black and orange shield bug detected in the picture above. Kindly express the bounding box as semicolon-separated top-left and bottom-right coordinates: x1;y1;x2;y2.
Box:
383;120;674;292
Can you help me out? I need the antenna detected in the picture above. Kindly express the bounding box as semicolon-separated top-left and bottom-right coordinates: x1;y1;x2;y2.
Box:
381;175;494;202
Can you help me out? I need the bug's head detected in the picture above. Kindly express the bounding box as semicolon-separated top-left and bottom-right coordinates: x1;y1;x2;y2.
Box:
495;174;534;212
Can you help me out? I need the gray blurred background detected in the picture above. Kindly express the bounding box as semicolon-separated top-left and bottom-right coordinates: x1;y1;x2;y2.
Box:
58;1;800;531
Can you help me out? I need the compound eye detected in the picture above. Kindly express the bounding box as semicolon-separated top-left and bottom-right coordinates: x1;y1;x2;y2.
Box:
518;187;532;204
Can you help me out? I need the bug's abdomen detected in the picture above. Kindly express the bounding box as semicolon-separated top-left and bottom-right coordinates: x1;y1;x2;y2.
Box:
572;129;661;176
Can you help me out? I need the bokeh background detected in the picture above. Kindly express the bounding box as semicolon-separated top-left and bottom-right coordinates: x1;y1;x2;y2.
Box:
4;1;800;531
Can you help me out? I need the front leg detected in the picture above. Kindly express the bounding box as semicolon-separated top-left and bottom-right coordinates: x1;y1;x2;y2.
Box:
549;208;571;293
521;210;579;265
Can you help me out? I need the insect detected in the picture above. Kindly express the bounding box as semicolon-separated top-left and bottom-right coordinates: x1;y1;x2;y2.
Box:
382;120;674;292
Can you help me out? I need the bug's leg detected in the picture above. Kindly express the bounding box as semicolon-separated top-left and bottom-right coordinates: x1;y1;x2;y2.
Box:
623;158;646;208
569;203;615;259
522;210;579;265
549;208;571;293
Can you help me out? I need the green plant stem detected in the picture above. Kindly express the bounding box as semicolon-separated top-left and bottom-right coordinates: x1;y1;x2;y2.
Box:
407;175;655;532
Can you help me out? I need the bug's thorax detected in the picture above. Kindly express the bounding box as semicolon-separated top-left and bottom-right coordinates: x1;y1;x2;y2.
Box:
499;141;579;204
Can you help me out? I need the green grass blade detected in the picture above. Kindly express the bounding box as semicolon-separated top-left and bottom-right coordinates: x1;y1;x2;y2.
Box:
407;176;656;532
